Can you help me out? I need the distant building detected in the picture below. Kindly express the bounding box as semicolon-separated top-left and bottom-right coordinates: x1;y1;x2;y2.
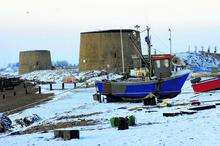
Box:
207;46;211;54
214;46;217;54
79;29;141;73
19;50;52;74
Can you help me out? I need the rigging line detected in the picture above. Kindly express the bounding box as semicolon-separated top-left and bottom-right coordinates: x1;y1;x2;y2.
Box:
129;35;150;63
142;46;165;55
140;29;168;54
150;30;170;53
151;47;164;54
151;30;169;48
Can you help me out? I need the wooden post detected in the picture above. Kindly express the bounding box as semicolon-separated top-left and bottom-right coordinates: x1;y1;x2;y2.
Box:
25;89;28;94
39;86;41;94
74;82;76;89
93;93;101;103
50;83;53;91
98;94;102;103
14;91;16;96
62;83;65;90
2;94;5;99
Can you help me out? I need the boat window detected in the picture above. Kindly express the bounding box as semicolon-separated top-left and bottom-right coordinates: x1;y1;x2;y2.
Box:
164;59;169;68
156;60;160;68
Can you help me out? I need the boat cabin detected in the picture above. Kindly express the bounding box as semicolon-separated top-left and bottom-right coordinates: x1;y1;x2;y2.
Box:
151;54;173;78
131;54;173;79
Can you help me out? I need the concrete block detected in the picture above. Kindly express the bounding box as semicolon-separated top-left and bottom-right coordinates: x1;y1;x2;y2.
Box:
54;130;80;140
143;93;157;106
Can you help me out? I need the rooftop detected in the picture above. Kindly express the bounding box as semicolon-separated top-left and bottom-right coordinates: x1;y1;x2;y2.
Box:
81;29;138;34
20;50;50;53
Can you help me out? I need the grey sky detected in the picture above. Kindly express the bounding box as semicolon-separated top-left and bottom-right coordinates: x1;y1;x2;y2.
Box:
0;0;220;67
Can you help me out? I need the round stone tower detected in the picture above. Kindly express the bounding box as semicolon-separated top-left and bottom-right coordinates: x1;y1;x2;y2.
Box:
79;29;141;73
19;50;52;74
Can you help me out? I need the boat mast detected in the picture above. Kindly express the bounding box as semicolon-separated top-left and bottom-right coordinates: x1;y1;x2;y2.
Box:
146;26;152;78
120;29;125;74
169;28;172;54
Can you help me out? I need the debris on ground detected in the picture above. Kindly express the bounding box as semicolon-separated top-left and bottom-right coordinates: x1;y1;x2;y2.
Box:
15;114;41;127
159;99;174;107
0;113;12;132
19;119;99;135
143;93;157;106
110;115;136;128
128;115;136;126
188;104;216;111
163;111;182;117
55;112;102;121
110;117;119;128
118;117;129;130
54;129;80;140
190;99;201;106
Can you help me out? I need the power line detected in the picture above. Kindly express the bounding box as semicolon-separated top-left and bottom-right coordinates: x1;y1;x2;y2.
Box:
151;30;170;50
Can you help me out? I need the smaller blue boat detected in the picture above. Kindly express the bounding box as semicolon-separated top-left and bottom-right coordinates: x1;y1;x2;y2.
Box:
95;72;189;102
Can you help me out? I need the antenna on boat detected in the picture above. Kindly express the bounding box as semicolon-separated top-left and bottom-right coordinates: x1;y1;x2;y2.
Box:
146;26;152;78
168;28;172;54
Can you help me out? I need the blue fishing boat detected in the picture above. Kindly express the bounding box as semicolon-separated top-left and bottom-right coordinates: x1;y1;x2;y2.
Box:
95;26;190;102
95;71;189;101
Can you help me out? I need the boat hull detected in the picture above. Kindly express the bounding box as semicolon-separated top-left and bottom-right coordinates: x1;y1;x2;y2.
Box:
192;77;220;93
95;72;189;101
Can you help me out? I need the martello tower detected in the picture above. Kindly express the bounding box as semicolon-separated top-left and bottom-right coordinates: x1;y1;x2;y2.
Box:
19;50;52;74
79;29;141;73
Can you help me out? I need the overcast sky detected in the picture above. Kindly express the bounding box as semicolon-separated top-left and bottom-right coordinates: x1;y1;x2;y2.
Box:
0;0;220;67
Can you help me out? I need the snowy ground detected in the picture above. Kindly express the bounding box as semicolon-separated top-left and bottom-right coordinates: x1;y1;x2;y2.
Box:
0;79;219;146
20;69;122;88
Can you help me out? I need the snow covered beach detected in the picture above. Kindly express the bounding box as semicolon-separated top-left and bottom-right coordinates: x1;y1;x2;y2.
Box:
0;51;219;146
0;79;219;146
